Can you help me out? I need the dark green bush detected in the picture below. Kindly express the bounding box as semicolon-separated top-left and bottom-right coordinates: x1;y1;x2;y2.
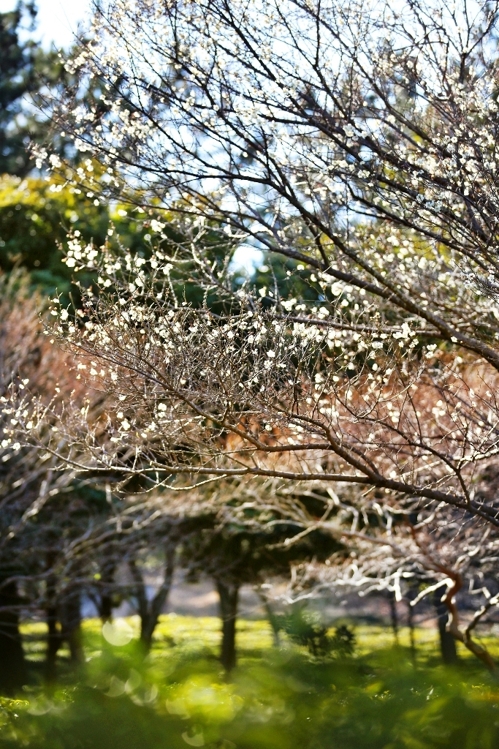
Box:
277;607;355;658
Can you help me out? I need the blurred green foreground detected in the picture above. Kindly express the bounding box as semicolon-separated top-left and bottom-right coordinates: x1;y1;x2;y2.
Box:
0;616;498;749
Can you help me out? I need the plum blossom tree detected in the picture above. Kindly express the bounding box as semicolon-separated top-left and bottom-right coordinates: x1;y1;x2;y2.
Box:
25;235;499;525
286;492;499;671
30;0;499;510
14;0;499;668
9;230;499;667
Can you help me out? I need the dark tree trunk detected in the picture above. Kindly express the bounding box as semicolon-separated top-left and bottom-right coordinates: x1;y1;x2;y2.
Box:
129;560;149;649
140;548;175;652
45;602;62;683
99;592;114;625
434;590;459;665
44;554;62;682
256;587;281;647
388;591;399;645
406;598;416;665
130;546;176;654
216;579;239;672
60;590;84;666
0;577;27;693
98;559;116;624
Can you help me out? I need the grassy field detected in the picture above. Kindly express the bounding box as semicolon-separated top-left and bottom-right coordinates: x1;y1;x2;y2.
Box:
22;613;496;670
1;615;498;749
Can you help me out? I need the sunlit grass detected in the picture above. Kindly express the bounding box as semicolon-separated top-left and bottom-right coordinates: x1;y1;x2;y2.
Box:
20;614;499;670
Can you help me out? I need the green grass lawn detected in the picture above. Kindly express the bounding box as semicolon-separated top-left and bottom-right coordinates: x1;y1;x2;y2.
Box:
2;615;498;749
73;613;499;671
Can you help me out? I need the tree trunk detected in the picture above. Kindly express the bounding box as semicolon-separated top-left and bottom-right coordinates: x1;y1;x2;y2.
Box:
44;554;61;682
142;546;175;651
0;577;27;693
130;546;176;654
45;602;62;683
216;579;239;672
406;601;416;665
99;560;116;624
60;590;84;666
256;587;281;647
434;590;459;665
99;592;114;625
388;591;399;645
